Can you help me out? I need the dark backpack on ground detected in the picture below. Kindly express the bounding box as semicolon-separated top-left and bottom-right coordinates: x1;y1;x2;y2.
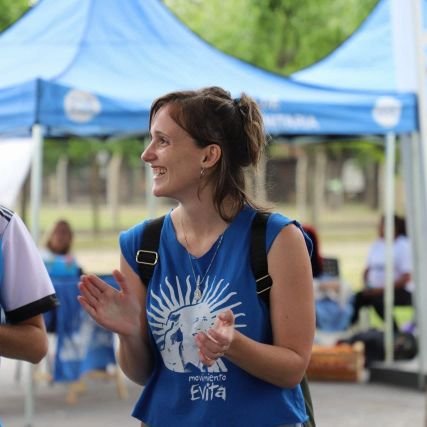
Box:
136;212;315;427
338;328;418;367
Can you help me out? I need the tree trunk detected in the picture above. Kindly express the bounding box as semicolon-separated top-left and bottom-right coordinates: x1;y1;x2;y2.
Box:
296;149;308;222
254;150;267;204
107;152;123;231
56;154;69;206
90;157;101;235
308;147;326;229
19;172;30;224
364;161;379;210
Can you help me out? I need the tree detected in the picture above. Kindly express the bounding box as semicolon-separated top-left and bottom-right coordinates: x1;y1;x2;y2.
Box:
164;0;378;74
0;0;29;32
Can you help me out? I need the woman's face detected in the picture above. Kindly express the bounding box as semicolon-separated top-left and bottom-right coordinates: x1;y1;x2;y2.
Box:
142;105;207;200
49;223;72;254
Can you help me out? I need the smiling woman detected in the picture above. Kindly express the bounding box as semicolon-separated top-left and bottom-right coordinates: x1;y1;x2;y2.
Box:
77;86;315;427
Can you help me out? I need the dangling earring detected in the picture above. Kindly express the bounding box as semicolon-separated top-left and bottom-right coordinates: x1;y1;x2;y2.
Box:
200;167;206;178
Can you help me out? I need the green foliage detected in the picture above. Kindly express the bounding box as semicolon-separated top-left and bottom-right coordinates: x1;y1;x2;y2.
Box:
43;137;145;174
165;0;378;74
0;0;30;32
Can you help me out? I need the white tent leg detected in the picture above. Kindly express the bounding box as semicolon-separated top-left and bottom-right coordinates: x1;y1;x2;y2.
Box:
413;132;427;388
401;132;425;389
383;132;396;364
30;124;43;243
410;0;427;387
144;137;157;218
26;123;44;427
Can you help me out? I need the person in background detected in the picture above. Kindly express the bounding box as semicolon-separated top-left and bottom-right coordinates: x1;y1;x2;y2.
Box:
303;225;340;297
350;214;413;332
40;219;82;332
78;86;315;427
0;205;58;364
41;219;82;279
303;224;353;332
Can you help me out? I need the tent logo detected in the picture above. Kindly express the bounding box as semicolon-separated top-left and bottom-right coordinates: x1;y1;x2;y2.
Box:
263;113;320;131
372;96;402;128
64;90;101;123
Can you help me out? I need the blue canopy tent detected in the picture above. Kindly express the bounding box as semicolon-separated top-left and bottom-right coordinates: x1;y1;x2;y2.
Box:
0;0;416;138
292;0;427;389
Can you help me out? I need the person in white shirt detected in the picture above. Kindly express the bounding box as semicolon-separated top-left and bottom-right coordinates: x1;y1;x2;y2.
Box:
350;214;412;332
0;205;58;364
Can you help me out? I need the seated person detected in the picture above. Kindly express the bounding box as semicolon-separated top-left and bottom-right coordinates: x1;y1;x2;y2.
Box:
41;219;82;278
41;219;82;332
303;224;353;332
350;214;413;332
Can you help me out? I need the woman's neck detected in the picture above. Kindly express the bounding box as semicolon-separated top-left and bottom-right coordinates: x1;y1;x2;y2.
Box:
172;198;238;257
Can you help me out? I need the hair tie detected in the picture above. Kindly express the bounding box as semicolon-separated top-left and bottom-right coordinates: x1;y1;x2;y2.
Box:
233;97;240;105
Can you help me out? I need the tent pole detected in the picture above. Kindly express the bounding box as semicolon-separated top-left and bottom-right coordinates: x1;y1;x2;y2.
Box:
384;132;396;364
26;123;44;427
402;132;426;389
143;137;157;218
413;132;427;388
410;0;427;385
30;124;43;242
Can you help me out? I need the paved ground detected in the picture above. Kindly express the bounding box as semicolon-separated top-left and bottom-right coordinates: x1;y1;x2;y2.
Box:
0;357;425;427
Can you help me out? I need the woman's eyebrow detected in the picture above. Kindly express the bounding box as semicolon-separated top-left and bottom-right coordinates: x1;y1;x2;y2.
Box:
150;129;168;138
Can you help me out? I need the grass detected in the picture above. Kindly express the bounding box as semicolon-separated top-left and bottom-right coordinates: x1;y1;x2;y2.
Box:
32;200;380;291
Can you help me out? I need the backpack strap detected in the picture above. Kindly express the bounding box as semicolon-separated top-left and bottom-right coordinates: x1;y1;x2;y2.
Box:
136;215;165;286
250;212;272;307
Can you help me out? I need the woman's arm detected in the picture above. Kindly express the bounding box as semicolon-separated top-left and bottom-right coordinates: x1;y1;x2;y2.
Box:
0;314;48;363
197;224;315;388
78;255;153;385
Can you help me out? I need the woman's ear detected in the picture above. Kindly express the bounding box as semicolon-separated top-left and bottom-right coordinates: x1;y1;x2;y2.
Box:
202;144;221;168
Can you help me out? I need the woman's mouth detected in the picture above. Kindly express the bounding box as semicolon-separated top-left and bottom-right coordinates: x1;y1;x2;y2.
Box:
153;167;166;177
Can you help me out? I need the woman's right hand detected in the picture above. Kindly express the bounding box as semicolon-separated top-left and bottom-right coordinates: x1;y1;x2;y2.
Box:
78;269;142;337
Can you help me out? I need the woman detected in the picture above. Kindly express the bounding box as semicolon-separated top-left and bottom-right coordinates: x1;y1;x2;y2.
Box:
41;219;81;332
41;219;81;278
303;224;353;332
78;87;315;427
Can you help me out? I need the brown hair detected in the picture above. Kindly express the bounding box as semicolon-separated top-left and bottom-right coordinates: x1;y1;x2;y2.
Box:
149;86;268;221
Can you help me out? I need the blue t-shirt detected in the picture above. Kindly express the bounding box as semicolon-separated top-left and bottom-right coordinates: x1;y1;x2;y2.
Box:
120;206;311;427
41;250;81;279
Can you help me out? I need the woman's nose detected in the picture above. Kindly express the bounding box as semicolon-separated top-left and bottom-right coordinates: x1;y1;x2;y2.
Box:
141;142;155;162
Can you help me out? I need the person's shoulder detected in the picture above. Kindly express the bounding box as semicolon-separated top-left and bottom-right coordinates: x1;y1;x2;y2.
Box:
0;205;14;235
119;220;147;249
119;215;167;248
120;220;146;238
395;235;409;243
395;235;411;250
268;211;295;228
370;238;385;249
263;211;311;252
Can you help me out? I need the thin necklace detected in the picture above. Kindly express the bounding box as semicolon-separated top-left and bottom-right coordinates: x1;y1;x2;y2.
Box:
181;217;224;302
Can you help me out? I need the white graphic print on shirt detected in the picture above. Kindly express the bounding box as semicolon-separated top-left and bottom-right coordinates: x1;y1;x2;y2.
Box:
147;274;246;374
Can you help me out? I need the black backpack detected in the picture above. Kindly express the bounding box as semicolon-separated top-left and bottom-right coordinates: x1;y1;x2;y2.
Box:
338;327;418;367
136;212;315;427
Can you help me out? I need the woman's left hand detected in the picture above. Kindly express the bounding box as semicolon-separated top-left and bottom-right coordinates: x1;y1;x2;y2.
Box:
195;309;235;366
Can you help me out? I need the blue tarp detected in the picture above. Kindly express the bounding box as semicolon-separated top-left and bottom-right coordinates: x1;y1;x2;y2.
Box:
51;276;117;382
0;0;418;137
